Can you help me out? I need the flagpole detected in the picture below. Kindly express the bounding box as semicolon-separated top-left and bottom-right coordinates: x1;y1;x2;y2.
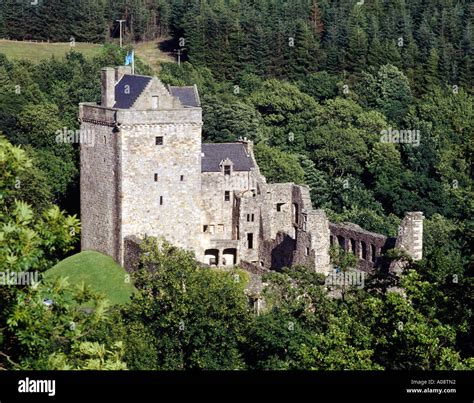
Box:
132;50;135;75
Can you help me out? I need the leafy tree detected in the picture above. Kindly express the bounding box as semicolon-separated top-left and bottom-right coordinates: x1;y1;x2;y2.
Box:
122;238;251;370
202;94;263;143
357;64;413;124
254;144;305;184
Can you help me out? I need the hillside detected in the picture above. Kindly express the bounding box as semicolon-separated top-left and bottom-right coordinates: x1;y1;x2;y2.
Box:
44;251;135;306
0;39;101;62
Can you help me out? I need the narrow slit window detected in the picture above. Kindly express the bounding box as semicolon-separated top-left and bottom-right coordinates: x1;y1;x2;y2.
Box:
247;233;254;249
154;173;158;182
180;175;184;182
224;191;230;201
160;196;163;205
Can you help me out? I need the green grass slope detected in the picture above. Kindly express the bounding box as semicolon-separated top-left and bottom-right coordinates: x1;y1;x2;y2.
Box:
0;40;101;62
44;251;135;305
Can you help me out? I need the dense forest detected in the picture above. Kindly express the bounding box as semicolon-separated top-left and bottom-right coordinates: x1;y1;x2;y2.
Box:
0;0;473;370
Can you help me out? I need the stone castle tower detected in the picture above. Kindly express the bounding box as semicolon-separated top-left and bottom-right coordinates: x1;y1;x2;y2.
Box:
80;66;203;264
80;67;423;275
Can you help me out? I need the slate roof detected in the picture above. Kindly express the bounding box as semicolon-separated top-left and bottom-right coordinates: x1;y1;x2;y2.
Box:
168;85;200;107
114;74;151;109
201;143;254;172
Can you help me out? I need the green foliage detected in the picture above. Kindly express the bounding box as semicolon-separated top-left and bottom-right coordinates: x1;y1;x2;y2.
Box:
4;277;125;370
357;64;413;124
121;237;251;370
254;143;305;185
202;94;263;143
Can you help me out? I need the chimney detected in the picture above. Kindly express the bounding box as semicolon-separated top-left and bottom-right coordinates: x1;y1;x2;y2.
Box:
101;67;115;107
115;65;132;82
240;137;253;155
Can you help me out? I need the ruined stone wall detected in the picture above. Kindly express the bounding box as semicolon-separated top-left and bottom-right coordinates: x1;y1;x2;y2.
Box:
255;183;330;274
305;210;331;274
237;192;262;263
265;183;295;239
79;106;120;261
201;170;253;243
329;223;389;272
395;212;424;260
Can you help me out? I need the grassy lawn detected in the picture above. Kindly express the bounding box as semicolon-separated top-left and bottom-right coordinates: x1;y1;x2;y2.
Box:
0;39;174;72
44;251;136;306
0;39;102;62
134;39;175;73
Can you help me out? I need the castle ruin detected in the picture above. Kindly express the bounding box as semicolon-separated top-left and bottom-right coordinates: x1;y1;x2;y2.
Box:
79;67;423;276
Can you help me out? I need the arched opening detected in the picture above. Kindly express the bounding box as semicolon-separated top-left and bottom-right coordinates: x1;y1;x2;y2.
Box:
349;238;356;255
370;244;376;262
204;249;219;266
222;248;237;266
361;241;367;260
337;235;345;251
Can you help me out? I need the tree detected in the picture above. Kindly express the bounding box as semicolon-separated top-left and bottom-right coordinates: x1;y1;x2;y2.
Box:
202;94;263;143
254;144;305;184
122;238;251;370
357;64;413;124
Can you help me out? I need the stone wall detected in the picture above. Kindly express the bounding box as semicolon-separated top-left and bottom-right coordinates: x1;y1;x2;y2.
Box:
329;222;389;272
119;117;203;264
123;235;142;273
79;107;120;262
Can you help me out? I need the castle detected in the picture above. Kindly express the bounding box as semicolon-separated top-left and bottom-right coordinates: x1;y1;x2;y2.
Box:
79;66;423;276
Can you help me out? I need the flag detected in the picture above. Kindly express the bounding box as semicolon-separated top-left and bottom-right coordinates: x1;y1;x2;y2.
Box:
125;50;134;66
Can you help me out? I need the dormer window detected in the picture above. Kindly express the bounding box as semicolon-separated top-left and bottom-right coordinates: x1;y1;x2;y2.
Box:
220;158;233;176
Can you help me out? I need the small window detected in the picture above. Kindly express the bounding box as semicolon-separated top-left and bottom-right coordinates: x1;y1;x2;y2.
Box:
152;96;159;109
155;136;163;145
180;175;184;182
224;191;230;201
203;225;208;233
247;214;250;222
210;225;215;234
104;135;107;145
251;214;255;222
160;196;163;205
305;247;310;256
247;233;254;249
224;165;231;176
218;224;224;233
154;173;158;182
276;203;284;212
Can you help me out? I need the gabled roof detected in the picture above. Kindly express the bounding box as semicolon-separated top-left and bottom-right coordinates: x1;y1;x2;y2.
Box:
201;143;254;172
168;85;200;107
114;74;151;109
